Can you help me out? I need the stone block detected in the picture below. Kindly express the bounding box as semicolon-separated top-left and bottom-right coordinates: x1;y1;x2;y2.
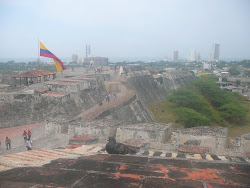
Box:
122;139;149;154
178;145;209;154
116;123;173;143
69;135;98;145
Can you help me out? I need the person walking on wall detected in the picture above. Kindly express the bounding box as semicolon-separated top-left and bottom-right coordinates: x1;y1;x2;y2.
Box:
5;137;11;150
27;138;32;150
28;130;31;140
23;130;27;141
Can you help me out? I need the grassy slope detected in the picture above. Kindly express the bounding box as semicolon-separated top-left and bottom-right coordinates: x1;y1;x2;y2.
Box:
148;100;250;138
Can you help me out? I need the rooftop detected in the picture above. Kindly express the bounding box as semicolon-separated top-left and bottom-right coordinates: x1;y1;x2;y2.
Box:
12;69;55;78
42;91;69;97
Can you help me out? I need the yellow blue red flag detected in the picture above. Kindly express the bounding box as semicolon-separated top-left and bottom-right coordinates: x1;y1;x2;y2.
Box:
40;41;66;72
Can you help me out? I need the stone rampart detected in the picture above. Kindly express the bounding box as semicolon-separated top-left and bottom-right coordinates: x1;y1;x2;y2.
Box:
170;126;228;154
127;70;194;107
0;83;107;128
116;123;173;144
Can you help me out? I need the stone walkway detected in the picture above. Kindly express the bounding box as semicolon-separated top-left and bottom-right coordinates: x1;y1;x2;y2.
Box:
82;90;135;120
1;143;249;172
0;122;44;143
0;144;250;187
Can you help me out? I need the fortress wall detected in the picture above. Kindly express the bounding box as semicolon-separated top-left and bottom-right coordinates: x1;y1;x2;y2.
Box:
170;126;228;154
127;70;194;107
0;83;107;128
66;120;123;143
241;133;250;152
108;98;153;124
116;123;173;143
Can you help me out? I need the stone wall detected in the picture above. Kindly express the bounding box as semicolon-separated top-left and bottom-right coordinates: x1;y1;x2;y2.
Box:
241;133;250;153
116;123;173;144
66;120;123;143
127;70;194;107
170;126;228;154
0;83;107;128
109;98;153;124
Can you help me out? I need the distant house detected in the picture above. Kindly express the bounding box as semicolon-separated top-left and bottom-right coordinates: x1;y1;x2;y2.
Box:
83;57;108;66
12;69;56;86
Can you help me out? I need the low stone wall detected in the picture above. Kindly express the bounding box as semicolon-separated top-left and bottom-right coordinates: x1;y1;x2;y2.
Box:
170;126;228;154
116;123;173;144
241;133;250;152
67;120;123;143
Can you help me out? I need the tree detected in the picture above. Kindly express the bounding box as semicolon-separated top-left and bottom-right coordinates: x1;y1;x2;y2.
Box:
168;88;205;109
222;77;228;82
173;107;210;128
218;103;247;122
228;66;240;76
167;87;218;122
236;80;241;86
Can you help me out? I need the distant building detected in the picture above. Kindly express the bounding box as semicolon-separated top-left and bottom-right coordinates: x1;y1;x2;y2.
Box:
12;69;56;86
213;43;220;61
83;57;108;66
203;62;212;70
163;56;168;62
208;52;214;62
197;53;201;62
72;54;78;63
189;51;196;62
85;45;91;57
165;68;176;72
173;51;178;62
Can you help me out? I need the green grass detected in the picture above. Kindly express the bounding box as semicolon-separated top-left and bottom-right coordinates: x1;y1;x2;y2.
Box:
148;99;250;138
227;100;250;138
148;101;176;123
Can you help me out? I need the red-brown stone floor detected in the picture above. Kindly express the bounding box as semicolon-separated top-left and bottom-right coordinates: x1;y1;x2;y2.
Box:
0;154;249;188
0;122;44;142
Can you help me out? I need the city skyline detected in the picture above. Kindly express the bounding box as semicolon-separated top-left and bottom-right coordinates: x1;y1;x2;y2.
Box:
0;0;250;62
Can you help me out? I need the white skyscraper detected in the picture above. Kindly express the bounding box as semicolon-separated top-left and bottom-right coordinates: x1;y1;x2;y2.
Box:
189;51;196;62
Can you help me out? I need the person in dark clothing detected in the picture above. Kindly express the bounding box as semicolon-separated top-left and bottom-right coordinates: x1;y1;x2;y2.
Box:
5;137;11;150
23;130;27;141
28;130;31;140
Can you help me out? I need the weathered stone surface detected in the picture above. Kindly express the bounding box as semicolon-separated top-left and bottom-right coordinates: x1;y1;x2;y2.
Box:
69;135;98;145
179;145;209;154
116;123;173;143
141;178;204;188
1;153;250;187
123;139;148;148
171;126;228;154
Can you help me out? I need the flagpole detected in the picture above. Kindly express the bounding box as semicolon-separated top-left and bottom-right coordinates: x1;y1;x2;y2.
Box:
38;38;40;69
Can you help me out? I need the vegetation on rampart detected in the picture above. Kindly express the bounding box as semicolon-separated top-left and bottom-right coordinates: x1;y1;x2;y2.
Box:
149;78;249;131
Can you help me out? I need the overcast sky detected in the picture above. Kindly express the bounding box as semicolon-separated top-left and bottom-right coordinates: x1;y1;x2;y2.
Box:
0;0;249;61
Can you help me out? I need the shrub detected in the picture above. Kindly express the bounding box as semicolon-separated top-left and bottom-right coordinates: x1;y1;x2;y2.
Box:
218;103;247;122
168;88;218;122
173;107;210;128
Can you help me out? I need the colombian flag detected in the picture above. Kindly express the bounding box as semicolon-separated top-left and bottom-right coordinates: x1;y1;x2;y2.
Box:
40;41;66;72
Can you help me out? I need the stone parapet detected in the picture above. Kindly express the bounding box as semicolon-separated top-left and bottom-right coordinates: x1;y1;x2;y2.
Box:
170;126;228;155
116;123;173;144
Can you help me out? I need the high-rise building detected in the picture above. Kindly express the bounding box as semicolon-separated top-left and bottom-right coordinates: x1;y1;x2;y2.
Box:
72;54;78;62
208;52;214;62
212;43;220;61
197;53;201;62
85;45;91;57
189;51;196;62
173;51;178;62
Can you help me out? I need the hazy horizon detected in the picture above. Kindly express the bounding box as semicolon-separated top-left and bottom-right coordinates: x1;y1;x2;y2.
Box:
1;0;250;62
